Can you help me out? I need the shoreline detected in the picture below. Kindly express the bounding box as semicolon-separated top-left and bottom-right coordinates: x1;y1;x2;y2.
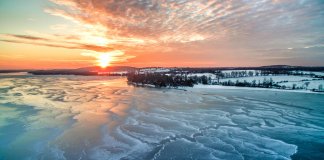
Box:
191;84;324;94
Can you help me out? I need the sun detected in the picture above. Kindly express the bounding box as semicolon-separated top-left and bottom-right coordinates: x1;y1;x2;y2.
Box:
97;54;112;68
82;50;124;68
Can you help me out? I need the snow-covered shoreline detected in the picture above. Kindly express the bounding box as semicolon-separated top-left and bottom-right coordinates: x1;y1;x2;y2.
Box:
191;84;324;94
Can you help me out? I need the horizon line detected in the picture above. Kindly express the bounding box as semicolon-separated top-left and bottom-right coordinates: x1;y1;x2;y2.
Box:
2;65;324;71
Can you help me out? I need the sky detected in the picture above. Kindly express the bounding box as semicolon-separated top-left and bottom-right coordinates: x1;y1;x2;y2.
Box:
0;0;324;69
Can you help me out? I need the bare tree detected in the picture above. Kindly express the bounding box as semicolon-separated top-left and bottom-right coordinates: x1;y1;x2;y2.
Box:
292;83;297;90
304;82;310;90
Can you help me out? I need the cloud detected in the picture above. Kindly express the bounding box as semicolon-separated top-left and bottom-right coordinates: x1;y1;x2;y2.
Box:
45;0;324;46
2;0;324;66
0;39;84;50
0;34;114;52
6;34;49;41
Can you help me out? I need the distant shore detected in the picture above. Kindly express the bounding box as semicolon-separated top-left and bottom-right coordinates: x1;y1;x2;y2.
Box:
191;84;324;94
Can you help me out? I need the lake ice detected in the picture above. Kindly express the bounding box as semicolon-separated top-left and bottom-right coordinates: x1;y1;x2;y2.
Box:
0;75;323;160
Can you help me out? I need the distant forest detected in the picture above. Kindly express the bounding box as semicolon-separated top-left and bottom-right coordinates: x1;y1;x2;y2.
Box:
127;70;324;91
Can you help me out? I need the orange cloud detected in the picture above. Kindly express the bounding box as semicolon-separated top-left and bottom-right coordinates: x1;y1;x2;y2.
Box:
2;0;324;68
0;34;114;52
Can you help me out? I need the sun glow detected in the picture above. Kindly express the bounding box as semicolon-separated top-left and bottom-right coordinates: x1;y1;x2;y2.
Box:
97;54;112;68
81;50;129;68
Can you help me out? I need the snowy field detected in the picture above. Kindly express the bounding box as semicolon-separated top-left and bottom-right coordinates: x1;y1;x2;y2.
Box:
291;71;324;76
185;71;324;90
139;68;170;74
187;73;217;79
279;80;324;90
193;84;324;94
219;75;323;90
221;70;261;76
219;75;315;83
0;75;324;160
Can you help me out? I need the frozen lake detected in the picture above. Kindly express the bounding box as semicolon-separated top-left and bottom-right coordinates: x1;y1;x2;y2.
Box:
0;75;323;160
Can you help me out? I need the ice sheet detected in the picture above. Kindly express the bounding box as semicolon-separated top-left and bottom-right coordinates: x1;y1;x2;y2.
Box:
0;75;323;159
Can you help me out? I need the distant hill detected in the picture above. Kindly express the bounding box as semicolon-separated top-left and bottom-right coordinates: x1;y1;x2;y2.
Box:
20;65;324;76
0;69;31;73
75;66;136;72
259;65;294;68
28;66;137;75
258;65;324;71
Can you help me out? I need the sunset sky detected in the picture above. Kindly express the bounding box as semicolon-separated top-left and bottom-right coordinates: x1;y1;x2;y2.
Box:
1;0;324;69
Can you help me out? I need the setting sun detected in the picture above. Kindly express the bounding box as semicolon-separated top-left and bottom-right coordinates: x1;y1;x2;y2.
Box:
97;54;112;68
81;50;127;68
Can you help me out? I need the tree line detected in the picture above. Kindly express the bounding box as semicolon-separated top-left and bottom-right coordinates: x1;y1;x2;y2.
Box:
127;73;213;88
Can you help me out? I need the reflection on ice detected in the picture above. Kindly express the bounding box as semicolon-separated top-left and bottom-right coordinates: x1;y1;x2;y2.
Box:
0;75;323;160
